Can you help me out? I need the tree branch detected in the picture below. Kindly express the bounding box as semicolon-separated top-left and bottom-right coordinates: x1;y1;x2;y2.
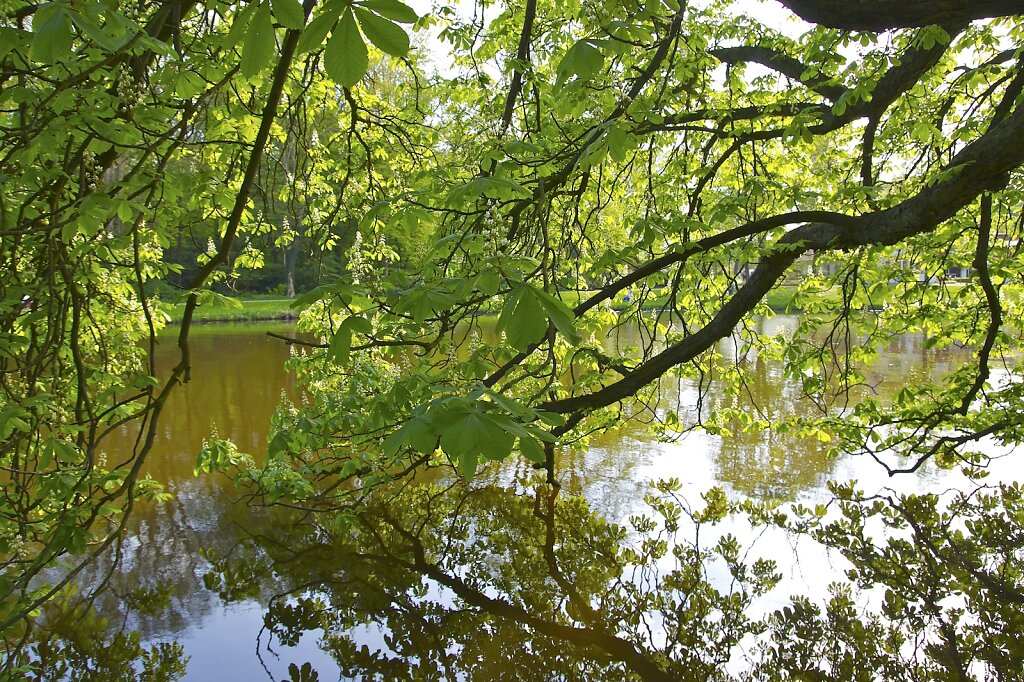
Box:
498;0;538;136
776;0;1022;30
710;46;847;101
541;97;1024;415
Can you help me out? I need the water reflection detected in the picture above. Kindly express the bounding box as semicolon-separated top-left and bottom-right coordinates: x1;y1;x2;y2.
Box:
27;324;307;681
24;317;1014;680
63;324;301;630
201;478;772;682
119;323;302;480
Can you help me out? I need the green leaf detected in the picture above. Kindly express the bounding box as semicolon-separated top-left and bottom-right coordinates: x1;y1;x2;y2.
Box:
526;425;557;442
268;431;290;458
497;285;548;352
116;200;134;223
459;450;479;480
445;177;530;206
272;0;306;30
345;314;372;335
496;284;576;350
537;411;566;427
225;3;257;48
556;39;605;87
477;268;502;296
440;402;515;455
911;121;938;144
485;389;533;418
382;414;436;456
381;424;409;456
174;70;207;98
832;92;849;117
606;124;632;163
196;438;244;476
327;325;352;364
129;374;159;390
358;0;419;23
324;8;368;87
534;289;579;342
196;290;244;310
241;4;276;78
49;440;80;465
68;10;120;52
0;28;26;61
290;285;330;309
520;436;545;463
396;286;456;322
30;7;73;64
353;7;409;57
327;315;371;365
297;9;339;54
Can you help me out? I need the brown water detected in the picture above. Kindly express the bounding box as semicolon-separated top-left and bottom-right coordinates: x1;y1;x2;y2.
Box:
52;319;1021;681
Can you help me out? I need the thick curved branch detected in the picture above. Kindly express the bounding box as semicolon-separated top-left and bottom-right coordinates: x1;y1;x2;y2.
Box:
776;0;1022;30
481;209;852;391
499;0;537;136
812;21;967;130
710;46;847;101
861;116;879;187
709;22;964;131
642;24;964;178
574;210;856;316
541;99;1024;415
640;103;822;133
955;194;1000;414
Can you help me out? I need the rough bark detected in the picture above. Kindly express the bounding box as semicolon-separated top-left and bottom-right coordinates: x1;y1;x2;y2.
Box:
777;0;1024;30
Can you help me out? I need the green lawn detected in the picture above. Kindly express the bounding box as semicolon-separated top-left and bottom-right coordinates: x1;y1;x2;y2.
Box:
764;286;799;311
163;298;297;324
163;285;804;325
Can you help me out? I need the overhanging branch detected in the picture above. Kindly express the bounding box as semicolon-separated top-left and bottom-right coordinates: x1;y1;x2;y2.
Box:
541;98;1024;415
710;46;847;101
776;0;1022;30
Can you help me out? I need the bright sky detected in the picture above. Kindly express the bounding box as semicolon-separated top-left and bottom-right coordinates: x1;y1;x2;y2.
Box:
404;0;808;75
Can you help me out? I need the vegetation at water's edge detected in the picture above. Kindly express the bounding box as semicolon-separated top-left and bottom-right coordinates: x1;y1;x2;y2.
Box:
163;298;298;324
5;0;1024;678
162;285;803;325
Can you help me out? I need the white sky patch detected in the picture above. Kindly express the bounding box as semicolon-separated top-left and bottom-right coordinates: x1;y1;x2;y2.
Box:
714;0;811;37
406;0;474;77
405;0;812;77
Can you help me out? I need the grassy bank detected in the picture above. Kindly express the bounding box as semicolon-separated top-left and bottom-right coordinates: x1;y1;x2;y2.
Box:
764;286;799;311
164;297;297;324
163;285;805;325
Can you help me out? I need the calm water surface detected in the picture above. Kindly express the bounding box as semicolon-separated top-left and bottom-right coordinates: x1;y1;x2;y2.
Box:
65;319;1021;681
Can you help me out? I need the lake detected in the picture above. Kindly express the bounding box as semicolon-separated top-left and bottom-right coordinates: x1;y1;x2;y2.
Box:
50;318;1022;681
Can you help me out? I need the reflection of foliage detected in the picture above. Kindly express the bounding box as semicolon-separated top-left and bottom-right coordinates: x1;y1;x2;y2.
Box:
7;585;186;681
206;478;779;681
753;481;1024;682
202;477;1024;681
282;661;319;682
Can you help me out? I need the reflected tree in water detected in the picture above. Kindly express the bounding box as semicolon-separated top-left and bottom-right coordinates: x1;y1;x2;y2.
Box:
205;478;778;681
8;583;186;681
201;475;1024;681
